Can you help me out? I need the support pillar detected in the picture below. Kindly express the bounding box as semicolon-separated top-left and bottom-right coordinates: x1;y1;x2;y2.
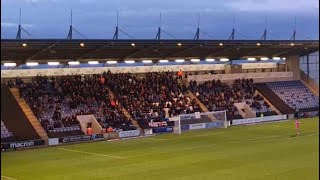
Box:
286;55;301;80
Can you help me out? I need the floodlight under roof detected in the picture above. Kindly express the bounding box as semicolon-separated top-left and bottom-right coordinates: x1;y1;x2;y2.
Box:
190;59;200;62
220;58;229;62
26;62;39;66
142;60;152;63
88;61;99;64
159;60;169;63
125;60;135;64
3;63;17;67
106;61;118;64
175;59;185;63
247;57;256;61
68;61;80;65
48;62;60;66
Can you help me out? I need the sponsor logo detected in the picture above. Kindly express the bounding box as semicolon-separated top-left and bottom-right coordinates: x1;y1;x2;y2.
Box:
1;139;45;150
92;134;104;139
152;126;174;133
232;115;286;125
206;122;224;128
119;130;140;138
189;123;206;130
10;141;35;148
48;138;59;146
60;135;92;143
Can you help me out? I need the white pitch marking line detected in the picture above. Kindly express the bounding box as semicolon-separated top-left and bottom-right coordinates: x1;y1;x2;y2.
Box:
240;133;319;143
126;132;319;158
57;132;318;160
126;145;210;158
147;138;169;140
1;176;18;180
229;132;319;144
57;148;124;159
148;131;227;141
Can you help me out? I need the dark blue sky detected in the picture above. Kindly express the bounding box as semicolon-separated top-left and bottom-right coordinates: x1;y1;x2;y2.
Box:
1;0;319;39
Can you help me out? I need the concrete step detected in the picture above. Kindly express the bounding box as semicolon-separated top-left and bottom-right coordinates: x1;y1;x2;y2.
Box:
32;125;43;128
301;81;319;97
256;91;281;115
107;87;142;131
29;119;39;123
24;113;34;117
23;109;33;113
20;104;29;107
187;90;209;113
10;87;49;140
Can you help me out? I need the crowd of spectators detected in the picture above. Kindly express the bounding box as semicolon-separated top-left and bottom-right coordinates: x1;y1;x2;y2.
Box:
105;71;202;128
17;74;136;135
7;73;277;134
189;78;273;119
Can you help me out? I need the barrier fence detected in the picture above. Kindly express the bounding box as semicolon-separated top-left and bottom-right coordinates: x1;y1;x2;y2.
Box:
232;114;288;125
2;114;293;150
1;139;45;150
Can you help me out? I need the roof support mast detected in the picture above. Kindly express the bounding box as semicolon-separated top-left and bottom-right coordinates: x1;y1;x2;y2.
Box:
229;16;235;40
16;8;33;39
67;9;73;39
112;11;134;39
261;16;267;40
290;17;296;41
155;12;161;40
16;8;22;40
113;11;119;40
194;14;200;40
66;9;88;39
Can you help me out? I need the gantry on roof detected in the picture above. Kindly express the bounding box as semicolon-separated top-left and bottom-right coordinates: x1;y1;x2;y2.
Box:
1;39;319;63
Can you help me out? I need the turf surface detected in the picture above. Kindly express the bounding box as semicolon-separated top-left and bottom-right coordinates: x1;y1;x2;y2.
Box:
1;117;319;180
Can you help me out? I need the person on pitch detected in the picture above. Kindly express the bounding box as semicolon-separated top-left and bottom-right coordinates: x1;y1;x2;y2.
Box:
294;109;300;135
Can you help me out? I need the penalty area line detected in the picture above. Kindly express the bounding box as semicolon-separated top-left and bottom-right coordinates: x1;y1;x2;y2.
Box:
57;132;318;160
147;131;228;141
126;132;319;158
57;148;124;159
1;176;18;180
229;132;319;144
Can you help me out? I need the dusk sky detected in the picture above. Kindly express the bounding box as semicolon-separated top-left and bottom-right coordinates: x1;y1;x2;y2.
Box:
1;0;319;39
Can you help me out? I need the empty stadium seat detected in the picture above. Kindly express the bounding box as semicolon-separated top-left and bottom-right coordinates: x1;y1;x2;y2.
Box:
266;81;319;112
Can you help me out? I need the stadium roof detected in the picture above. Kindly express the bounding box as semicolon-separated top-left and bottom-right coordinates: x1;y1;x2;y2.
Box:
1;39;319;63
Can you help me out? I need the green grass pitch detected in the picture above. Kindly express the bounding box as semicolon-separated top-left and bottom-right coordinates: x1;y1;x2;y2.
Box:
1;117;319;180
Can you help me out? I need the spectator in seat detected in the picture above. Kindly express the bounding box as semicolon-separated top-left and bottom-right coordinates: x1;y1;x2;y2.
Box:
87;126;93;136
107;126;114;133
178;69;183;80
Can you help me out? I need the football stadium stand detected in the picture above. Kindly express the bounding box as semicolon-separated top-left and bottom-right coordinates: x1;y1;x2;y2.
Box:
1;119;13;142
266;81;319;112
189;78;277;120
0;39;318;149
17;75;136;138
105;71;201;129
